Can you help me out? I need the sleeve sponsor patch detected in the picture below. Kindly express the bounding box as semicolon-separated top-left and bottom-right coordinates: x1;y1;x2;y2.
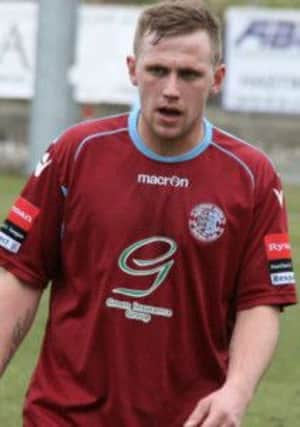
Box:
0;197;40;254
7;197;40;232
264;233;296;286
1;220;26;242
0;231;21;253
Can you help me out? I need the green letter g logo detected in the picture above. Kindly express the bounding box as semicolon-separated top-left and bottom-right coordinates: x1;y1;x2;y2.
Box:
113;236;177;298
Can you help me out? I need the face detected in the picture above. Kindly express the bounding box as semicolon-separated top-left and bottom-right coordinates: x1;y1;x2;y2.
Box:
127;30;225;155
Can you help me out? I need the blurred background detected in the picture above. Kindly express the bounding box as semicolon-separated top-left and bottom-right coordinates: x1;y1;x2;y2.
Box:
0;1;299;426
0;0;299;179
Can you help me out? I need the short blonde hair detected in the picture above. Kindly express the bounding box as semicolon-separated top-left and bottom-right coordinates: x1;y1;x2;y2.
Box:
133;0;222;65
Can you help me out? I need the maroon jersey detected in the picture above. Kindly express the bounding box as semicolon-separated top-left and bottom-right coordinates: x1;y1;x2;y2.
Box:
0;110;297;426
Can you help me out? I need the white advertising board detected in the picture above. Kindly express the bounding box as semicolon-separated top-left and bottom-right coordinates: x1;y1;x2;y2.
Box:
223;7;300;114
0;2;37;99
72;4;141;104
0;2;141;104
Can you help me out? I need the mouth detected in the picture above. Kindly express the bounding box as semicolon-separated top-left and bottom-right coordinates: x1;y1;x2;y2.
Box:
157;107;182;120
157;107;183;126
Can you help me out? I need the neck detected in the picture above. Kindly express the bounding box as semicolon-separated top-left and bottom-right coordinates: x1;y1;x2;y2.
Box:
138;115;205;157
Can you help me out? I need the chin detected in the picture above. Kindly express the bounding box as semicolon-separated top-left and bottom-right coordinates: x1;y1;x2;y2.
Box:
154;127;182;141
155;132;180;143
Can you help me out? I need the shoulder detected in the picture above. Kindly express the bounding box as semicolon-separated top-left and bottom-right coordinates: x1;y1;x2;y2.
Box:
211;124;278;190
53;112;129;159
43;113;129;185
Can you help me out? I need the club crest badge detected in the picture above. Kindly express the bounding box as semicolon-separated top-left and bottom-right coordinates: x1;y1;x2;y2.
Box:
189;203;226;242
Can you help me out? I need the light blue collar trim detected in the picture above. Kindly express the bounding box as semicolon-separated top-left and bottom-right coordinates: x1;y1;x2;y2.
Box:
128;108;212;163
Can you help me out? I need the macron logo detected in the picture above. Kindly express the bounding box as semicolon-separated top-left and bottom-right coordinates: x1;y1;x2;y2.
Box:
34;153;52;177
137;174;189;188
273;188;284;207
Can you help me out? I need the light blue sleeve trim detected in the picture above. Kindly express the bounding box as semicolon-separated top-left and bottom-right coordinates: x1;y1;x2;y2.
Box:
60;185;68;197
128;108;212;163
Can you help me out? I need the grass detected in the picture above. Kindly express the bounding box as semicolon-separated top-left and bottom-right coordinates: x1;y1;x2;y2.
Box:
0;174;299;426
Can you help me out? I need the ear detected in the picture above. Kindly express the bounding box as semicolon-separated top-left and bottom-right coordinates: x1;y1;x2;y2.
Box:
127;55;138;86
210;63;226;96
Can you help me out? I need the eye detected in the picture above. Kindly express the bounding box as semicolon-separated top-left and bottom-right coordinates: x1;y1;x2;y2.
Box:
178;69;202;81
147;65;168;77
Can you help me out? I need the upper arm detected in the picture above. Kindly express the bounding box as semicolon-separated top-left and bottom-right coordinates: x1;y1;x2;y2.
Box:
235;305;280;328
0;267;42;326
0;267;42;376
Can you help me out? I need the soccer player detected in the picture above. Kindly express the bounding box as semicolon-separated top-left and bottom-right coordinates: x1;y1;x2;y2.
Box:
0;1;297;426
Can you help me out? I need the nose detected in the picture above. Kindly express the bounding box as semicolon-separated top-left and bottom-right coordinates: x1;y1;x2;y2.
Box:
162;73;180;99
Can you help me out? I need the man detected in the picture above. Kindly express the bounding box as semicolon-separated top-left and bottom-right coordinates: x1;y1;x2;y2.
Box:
0;1;297;426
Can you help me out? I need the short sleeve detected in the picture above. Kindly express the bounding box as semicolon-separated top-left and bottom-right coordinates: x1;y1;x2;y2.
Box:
236;161;297;311
0;141;65;289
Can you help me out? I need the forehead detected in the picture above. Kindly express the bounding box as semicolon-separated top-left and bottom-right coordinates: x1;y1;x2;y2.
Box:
137;30;213;66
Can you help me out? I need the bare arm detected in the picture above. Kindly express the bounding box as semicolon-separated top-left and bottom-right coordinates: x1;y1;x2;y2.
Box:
184;305;280;427
224;305;280;404
0;267;42;378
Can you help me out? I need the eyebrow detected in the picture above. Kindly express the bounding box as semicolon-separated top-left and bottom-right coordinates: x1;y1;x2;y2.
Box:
145;62;204;72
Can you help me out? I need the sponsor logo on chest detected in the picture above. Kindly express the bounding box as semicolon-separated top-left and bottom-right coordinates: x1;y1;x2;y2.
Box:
106;236;177;324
